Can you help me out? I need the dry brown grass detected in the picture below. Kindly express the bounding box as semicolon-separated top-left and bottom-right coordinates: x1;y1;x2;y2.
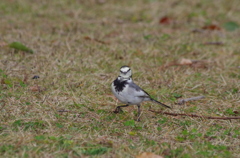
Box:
0;0;240;157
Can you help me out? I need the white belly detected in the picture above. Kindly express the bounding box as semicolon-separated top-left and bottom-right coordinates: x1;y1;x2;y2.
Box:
111;84;144;105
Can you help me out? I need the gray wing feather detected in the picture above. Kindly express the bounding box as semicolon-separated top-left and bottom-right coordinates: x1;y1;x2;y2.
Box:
128;81;171;108
128;82;150;98
128;82;142;91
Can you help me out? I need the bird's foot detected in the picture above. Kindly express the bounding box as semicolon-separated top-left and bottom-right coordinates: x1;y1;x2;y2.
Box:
136;117;141;122
113;107;123;113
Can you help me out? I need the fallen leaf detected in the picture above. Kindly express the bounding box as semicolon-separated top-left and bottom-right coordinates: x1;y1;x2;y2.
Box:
179;58;208;68
136;152;164;158
104;31;120;38
23;74;28;83
223;21;239;31
76;82;83;88
159;16;172;25
84;36;92;40
202;24;221;30
29;85;45;92
83;36;109;44
233;111;239;115
29;85;40;92
191;60;208;69
9;42;34;53
179;58;193;65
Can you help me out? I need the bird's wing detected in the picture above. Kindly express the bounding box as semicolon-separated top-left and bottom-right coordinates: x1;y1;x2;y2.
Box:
127;81;171;108
128;82;150;98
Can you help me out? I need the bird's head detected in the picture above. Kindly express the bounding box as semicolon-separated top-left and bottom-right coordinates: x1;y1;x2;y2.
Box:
119;66;132;81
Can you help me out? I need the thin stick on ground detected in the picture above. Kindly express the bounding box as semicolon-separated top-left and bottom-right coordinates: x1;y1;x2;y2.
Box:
149;109;240;120
178;96;205;105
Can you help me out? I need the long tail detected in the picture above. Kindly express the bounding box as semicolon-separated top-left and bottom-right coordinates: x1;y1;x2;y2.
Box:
150;98;171;109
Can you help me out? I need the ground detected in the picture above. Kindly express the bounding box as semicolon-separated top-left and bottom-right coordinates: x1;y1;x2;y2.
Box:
0;0;240;157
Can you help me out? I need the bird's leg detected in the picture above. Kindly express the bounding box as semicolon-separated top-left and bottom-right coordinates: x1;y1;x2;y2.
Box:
136;104;141;122
114;104;129;113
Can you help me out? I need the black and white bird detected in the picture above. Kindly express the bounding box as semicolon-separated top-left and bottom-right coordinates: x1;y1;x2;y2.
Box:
111;66;171;121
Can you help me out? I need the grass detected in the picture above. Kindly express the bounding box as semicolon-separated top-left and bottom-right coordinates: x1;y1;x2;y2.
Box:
0;0;240;157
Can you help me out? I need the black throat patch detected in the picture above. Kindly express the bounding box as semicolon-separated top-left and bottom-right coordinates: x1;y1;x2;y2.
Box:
113;78;128;92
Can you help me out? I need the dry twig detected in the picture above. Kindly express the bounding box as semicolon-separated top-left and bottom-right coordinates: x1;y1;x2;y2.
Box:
149;109;240;120
84;36;110;44
203;42;224;45
178;96;205;105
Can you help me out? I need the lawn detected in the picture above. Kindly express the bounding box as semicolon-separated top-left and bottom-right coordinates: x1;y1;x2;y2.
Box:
0;0;240;157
